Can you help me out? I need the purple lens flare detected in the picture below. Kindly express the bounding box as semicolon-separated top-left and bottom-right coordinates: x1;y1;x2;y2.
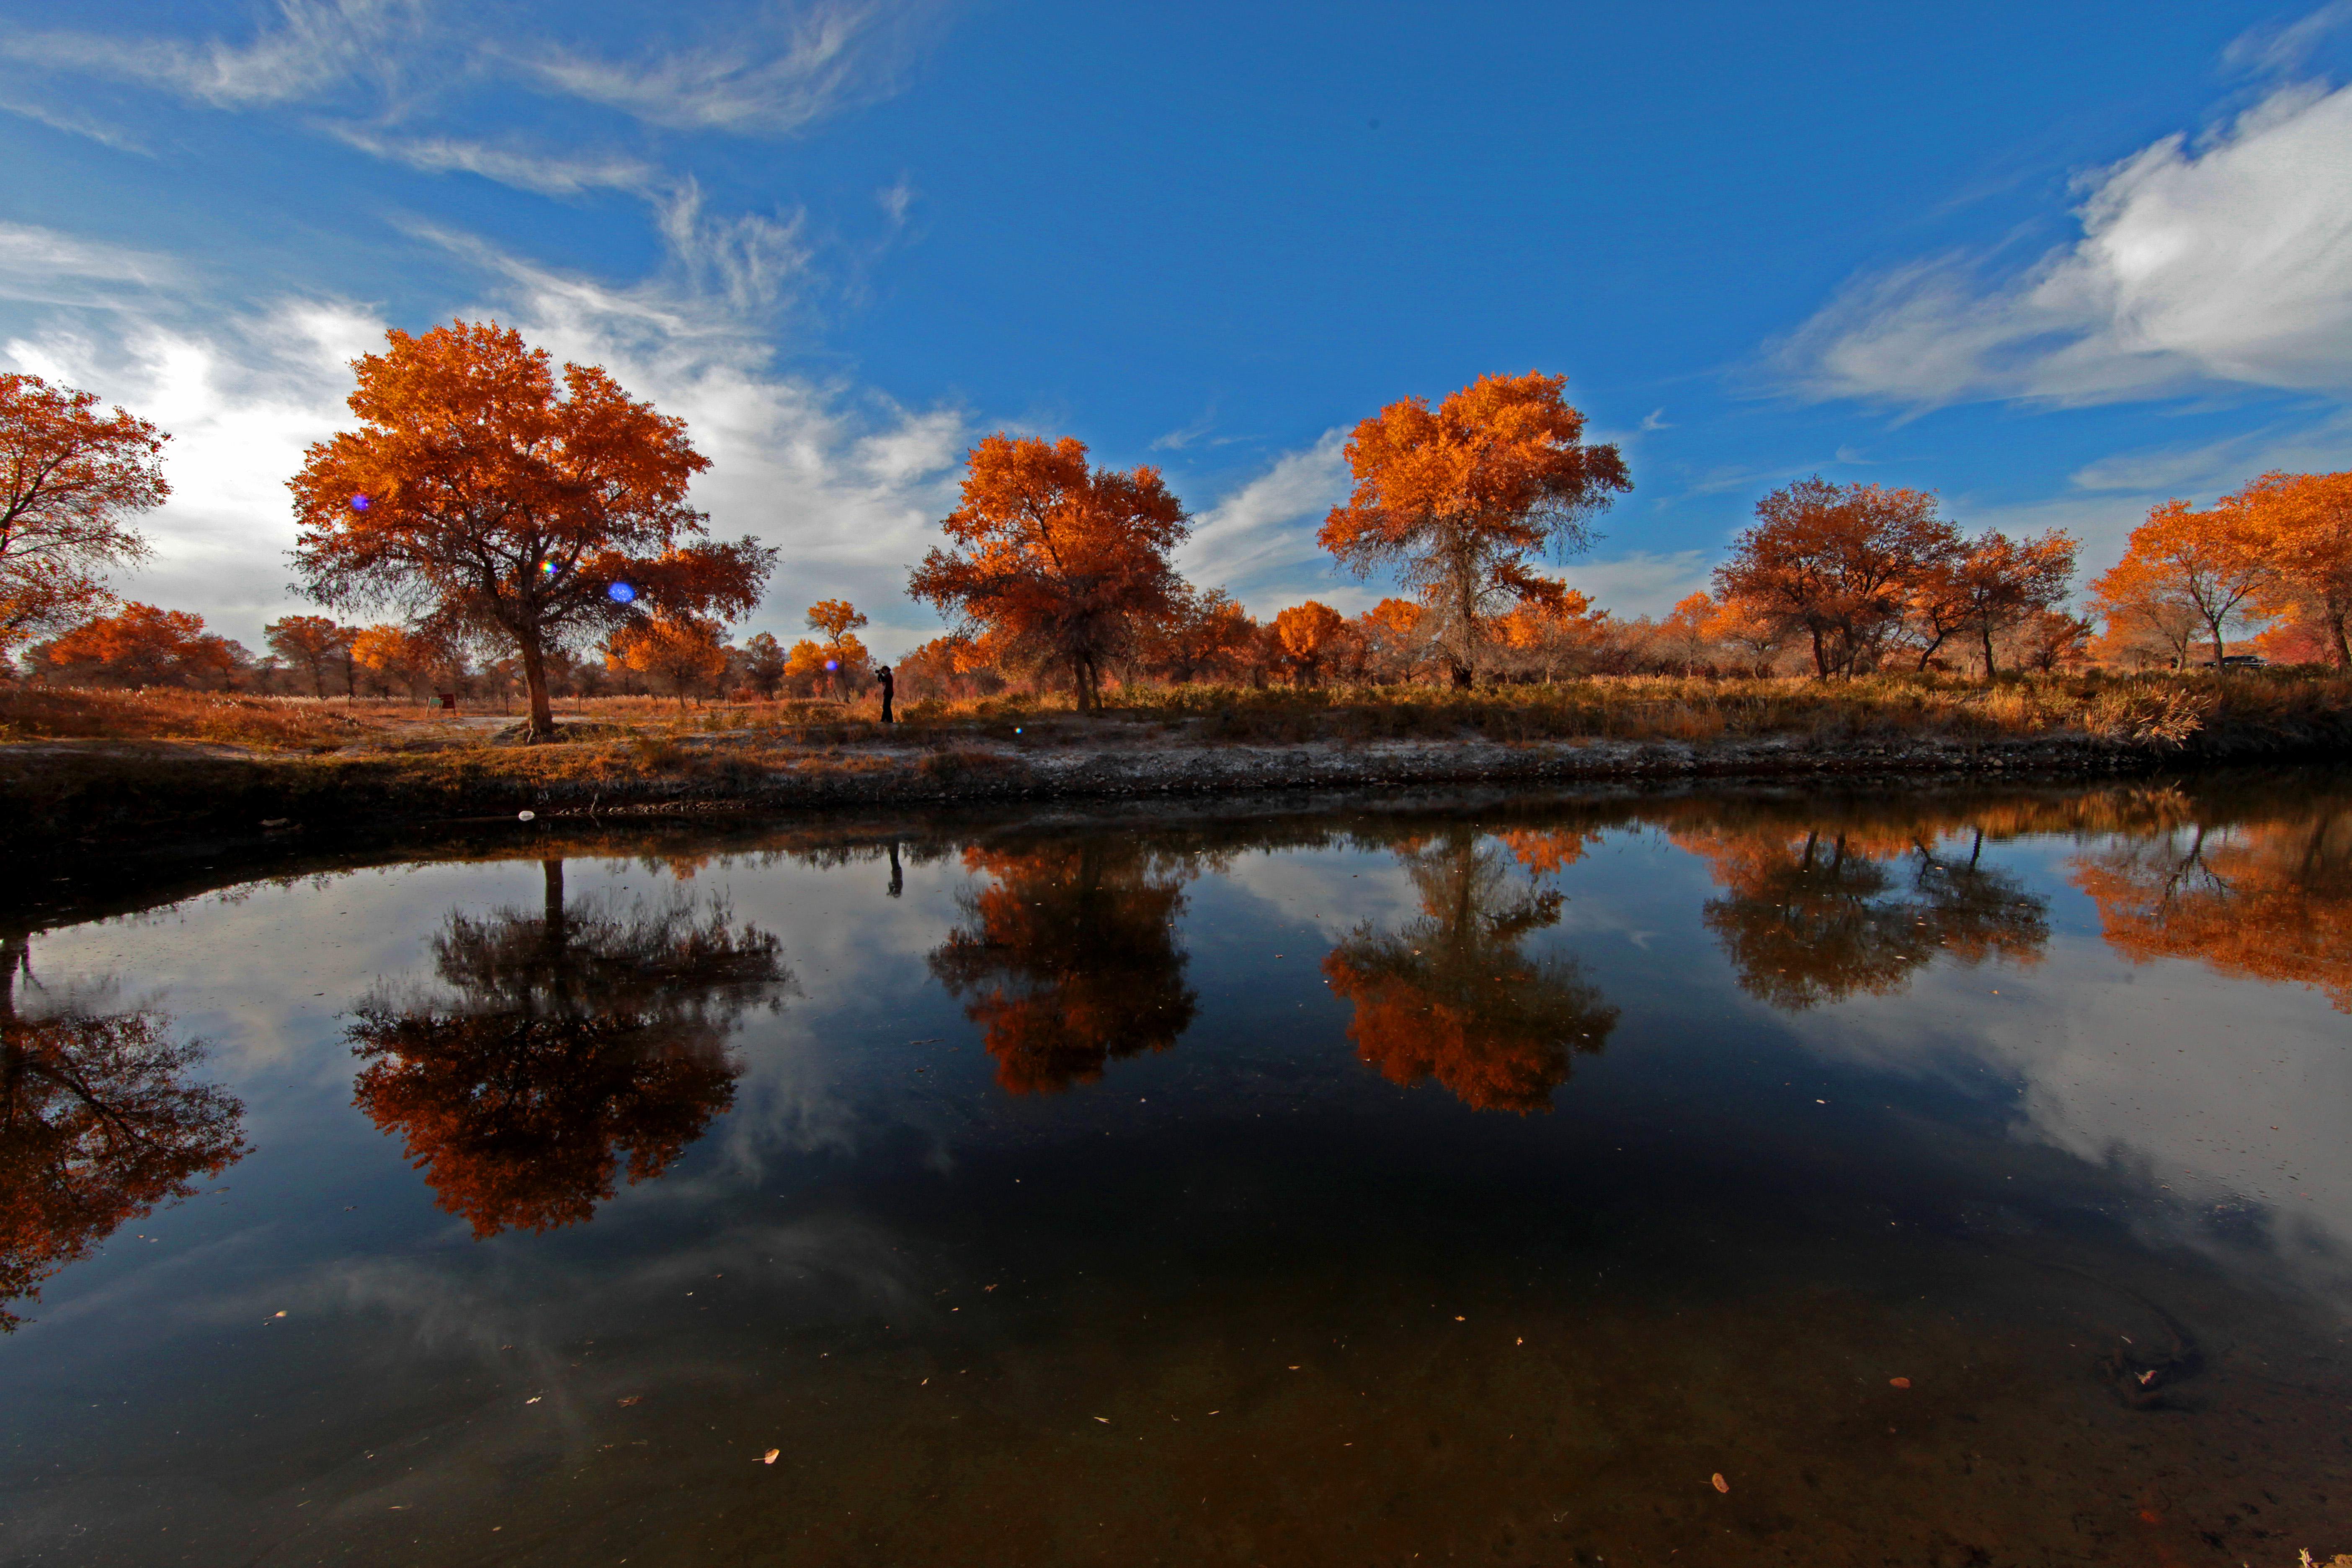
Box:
607;582;636;604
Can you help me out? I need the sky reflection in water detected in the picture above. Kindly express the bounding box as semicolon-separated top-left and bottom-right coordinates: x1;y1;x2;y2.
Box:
3;775;2349;1564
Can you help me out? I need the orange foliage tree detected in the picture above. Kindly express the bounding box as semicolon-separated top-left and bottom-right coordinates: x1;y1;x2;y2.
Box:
1321;830;1617;1113
2086;549;2203;669
349;622;451;699
0;938;247;1330
289;321;774;739
348;862;789;1237
1142;583;1259;684
2089;498;2269;669
1715;477;1963;678
1496;584;1607;681
1272;599;1352;686
928;841;1197;1093
606;612;727;704
263;614;357;697
1358;596;1432;682
34;601;245;687
909;434;1189;713
0;374;169;658
2228;470;2352;666
1319;373;1630;689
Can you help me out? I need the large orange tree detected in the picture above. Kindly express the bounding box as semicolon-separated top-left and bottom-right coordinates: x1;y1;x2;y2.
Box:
0;374;170;659
288;322;774;739
2089;498;2269;669
1714;477;1962;677
1318;372;1629;688
909;434;1189;713
2228;470;2352;666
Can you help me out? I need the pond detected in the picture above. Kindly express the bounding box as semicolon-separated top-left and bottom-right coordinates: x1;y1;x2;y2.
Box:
4;774;2349;1565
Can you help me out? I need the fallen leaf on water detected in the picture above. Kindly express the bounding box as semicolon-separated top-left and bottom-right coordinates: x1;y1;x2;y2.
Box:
1711;1473;1729;1494
1287;1365;1300;1370
526;1396;542;1405
1093;1417;1110;1424
1453;1316;1465;1322
760;1449;779;1465
1889;1377;1911;1389
617;1396;640;1406
272;1311;287;1319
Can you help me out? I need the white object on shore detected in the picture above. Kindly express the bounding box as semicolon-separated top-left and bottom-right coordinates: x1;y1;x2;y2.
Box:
517;810;536;822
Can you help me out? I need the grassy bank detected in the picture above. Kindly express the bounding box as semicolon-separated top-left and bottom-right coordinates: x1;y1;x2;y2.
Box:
5;671;2349;864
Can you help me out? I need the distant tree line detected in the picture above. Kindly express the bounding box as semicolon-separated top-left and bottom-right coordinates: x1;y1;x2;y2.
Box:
7;323;2351;718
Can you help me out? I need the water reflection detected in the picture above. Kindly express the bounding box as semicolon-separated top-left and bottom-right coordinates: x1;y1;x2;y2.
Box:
2074;800;2352;1010
1679;821;2048;1009
347;860;793;1237
929;842;1200;1093
1323;829;1617;1112
0;937;246;1329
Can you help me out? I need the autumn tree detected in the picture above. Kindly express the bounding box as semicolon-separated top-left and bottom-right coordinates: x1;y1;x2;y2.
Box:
350;622;451;700
2090;498;2270;669
0;938;247;1330
289;321;774;740
1322;829;1617;1112
0;374;170;660
33;601;245;688
1272;600;1352;686
606;612;727;705
1496;584;1607;682
1952;530;2078;676
1358;597;1432;683
2228;470;2352;666
1715;478;1963;678
2086;552;2202;669
909;434;1189;714
928;841;1198;1093
1319;373;1630;688
1142;584;1258;684
263;614;356;697
348;864;791;1237
740;631;787;698
1654;592;1719;673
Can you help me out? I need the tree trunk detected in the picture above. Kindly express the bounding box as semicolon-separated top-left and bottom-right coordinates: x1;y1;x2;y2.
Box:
1448;660;1473;690
1071;654;1093;714
1980;623;1998;679
2208;622;2228;669
2331;607;2351;669
1809;625;1829;678
520;634;555;739
542;859;565;944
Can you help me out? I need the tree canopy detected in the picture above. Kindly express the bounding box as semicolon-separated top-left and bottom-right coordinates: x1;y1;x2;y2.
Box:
909;434;1189;713
1714;477;1962;677
0;374;168;659
1318;372;1629;687
288;320;774;738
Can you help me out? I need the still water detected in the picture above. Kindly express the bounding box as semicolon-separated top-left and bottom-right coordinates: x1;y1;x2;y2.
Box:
4;776;2349;1565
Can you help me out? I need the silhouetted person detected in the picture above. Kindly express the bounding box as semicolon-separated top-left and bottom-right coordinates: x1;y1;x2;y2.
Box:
875;664;895;723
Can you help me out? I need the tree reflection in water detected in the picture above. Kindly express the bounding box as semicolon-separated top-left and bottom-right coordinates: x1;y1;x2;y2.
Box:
348;860;792;1238
2074;802;2352;1010
0;936;247;1329
1323;830;1617;1113
929;843;1198;1093
1681;824;2048;1009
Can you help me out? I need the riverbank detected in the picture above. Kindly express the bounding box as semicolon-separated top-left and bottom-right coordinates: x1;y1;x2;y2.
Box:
8;669;2350;871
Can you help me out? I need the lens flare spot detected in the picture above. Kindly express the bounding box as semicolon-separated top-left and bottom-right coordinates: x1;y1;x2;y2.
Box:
824;659;840;672
607;581;636;604
349;494;371;511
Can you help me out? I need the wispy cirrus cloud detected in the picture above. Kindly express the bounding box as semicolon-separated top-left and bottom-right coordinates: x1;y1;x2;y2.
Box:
1772;80;2352;408
0;0;430;111
1173;431;1353;612
521;2;928;136
324;127;658;196
0;222;181;307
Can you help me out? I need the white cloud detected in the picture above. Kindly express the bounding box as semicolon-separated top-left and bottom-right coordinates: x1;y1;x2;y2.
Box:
524;3;912;136
324;127;657;196
2224;0;2352;76
0;0;428;110
1173;431;1353;612
0;222;181;307
1563;550;1712;619
1777;82;2352;407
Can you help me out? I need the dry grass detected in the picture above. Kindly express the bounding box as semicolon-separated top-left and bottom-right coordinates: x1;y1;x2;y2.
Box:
0;685;376;750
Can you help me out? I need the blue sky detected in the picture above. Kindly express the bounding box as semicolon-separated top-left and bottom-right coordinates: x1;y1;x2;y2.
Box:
6;0;2352;655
